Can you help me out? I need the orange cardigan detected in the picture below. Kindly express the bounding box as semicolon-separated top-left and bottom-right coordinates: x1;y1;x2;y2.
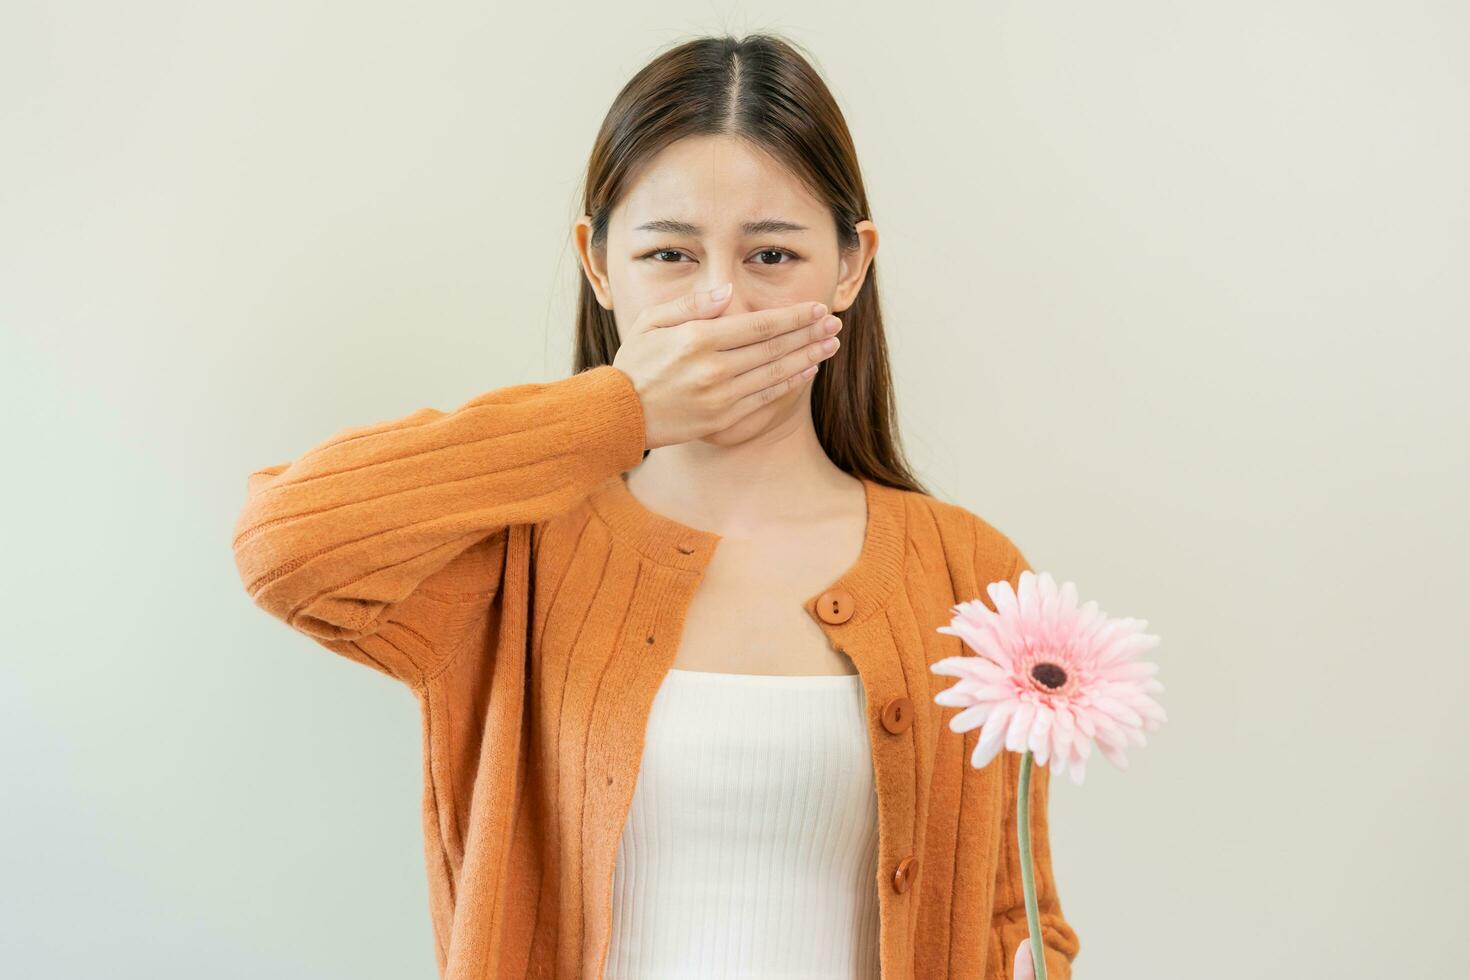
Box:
231;364;1081;980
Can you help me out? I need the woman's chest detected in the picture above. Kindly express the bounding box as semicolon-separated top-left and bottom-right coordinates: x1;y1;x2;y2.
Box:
518;491;966;778
509;504;975;943
667;564;852;678
668;532;863;676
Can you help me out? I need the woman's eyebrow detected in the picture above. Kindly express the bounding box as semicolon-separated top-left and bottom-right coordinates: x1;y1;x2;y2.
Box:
632;218;809;235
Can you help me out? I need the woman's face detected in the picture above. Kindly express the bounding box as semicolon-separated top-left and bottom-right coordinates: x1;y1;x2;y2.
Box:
574;134;877;441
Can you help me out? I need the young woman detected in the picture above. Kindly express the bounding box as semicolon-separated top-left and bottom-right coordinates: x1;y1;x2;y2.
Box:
232;32;1080;980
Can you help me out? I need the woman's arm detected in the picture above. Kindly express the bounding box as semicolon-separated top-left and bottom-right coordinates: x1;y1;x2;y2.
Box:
230;364;647;687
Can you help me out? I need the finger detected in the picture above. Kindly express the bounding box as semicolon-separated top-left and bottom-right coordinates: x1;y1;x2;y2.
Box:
721;331;836;415
700;300;827;353
1012;938;1036;980
632;282;734;334
719;310;841;378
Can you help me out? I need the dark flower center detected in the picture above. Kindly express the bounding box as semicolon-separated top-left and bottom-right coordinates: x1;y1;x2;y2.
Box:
1030;662;1068;690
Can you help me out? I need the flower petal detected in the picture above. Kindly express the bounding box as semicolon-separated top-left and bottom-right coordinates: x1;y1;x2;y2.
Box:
1027;705;1054;764
1051;703;1076;763
970;701;1015;769
948;702;993;733
1004;699;1037;753
1096;737;1131;770
1015;570;1041;623
1093;695;1144;729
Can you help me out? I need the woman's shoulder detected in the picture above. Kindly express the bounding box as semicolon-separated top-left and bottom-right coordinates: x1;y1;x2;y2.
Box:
898;484;1027;581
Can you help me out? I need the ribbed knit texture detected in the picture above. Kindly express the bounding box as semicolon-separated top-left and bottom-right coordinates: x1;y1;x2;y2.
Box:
230;363;1080;980
605;669;881;980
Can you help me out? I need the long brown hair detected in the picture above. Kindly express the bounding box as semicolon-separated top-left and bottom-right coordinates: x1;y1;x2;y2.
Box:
573;32;929;497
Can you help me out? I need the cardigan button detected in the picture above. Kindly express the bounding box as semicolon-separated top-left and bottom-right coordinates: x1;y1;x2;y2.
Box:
880;696;913;734
675;541;696;555
816;588;856;624
893;855;917;894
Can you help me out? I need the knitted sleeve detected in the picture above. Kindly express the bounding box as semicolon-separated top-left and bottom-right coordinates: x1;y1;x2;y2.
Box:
230;364;648;687
987;549;1082;980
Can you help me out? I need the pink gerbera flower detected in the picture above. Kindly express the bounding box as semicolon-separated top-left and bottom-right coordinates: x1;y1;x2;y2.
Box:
931;569;1165;786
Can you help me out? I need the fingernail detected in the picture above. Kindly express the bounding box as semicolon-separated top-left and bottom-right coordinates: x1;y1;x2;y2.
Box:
710;282;731;301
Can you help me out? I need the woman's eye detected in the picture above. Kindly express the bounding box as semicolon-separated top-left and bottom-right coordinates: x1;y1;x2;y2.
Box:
641;248;798;265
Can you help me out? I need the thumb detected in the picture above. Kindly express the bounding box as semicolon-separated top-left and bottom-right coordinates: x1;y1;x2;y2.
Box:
1013;937;1036;980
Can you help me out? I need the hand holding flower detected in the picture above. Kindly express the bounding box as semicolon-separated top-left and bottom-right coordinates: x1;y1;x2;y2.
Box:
931;569;1165;979
1012;938;1037;980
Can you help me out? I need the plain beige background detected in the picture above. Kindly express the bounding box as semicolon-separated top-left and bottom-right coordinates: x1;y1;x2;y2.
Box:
3;2;1466;978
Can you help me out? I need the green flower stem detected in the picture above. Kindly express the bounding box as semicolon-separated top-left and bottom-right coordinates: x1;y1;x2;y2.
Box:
1018;749;1047;980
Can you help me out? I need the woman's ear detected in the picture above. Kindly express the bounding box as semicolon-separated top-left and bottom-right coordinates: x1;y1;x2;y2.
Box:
573;215;614;309
832;219;879;313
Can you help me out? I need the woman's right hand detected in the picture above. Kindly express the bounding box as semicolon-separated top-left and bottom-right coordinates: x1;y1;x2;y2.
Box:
611;283;844;451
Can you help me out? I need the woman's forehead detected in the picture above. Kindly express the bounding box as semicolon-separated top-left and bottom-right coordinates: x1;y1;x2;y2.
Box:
613;136;826;235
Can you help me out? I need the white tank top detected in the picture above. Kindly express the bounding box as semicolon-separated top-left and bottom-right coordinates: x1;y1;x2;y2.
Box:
605;667;881;980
